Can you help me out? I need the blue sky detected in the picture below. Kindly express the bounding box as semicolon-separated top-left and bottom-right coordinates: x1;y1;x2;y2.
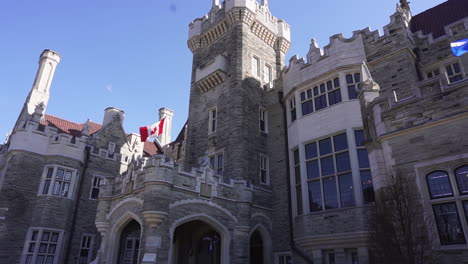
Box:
0;0;447;141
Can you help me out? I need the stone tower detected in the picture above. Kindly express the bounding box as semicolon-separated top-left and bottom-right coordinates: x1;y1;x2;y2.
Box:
184;0;290;184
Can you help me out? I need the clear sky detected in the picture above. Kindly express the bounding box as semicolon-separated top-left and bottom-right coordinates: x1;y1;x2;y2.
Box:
0;0;447;142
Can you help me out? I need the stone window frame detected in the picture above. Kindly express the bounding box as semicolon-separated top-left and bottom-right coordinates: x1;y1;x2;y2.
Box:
78;233;95;264
345;72;361;100
209;151;224;176
208;106;217;134
259;153;270;185
252;56;260;77
423;58;465;84
38;165;79;200
274;251;293;264
416;155;468;248
289;96;297;123
299;76;342;116
21;227;64;264
292;148;303;216
259;106;268;133
89;175;105;200
107;142;116;159
263;63;272;84
304;131;356;212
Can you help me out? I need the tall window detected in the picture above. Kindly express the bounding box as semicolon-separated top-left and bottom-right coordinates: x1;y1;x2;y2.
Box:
259;107;268;133
289;97;296;122
446;62;463;83
293;149;303;215
346;73;361;99
90;176;103;199
305;133;355;212
300;77;341;116
107;142;115;159
209;153;224;176
426;69;440;78
263;64;272;83
259;154;269;185
22;229;63;264
40;166;77;199
78;235;94;264
425;165;468;245
208;107;217;133
252;56;260;77
354;130;375;203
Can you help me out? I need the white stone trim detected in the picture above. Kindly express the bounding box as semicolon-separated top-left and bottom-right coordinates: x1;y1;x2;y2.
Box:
106;197;144;220
169;199;238;223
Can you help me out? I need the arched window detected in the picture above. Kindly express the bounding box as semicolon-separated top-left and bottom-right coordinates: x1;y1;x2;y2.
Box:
426;170;453;199
455;165;468;195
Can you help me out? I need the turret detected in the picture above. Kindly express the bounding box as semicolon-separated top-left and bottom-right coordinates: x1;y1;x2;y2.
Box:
18;50;61;125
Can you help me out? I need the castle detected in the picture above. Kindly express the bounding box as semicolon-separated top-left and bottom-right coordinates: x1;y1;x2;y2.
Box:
0;0;467;263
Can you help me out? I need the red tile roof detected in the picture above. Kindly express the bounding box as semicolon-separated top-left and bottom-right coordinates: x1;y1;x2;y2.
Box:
410;0;468;38
40;114;161;156
40;114;102;137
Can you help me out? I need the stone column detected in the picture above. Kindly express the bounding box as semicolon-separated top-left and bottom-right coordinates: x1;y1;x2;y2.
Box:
334;248;346;264
232;225;251;264
141;211;168;264
312;249;322;264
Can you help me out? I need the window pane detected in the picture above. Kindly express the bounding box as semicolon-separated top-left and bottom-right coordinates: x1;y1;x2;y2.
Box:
427;171;453;198
52;182;61;195
296;186;303;215
323;176;338;209
453;63;460;73
56;169;64;180
32;231;38;241
293;150;300;164
455;166;468;195
346;74;353;84
38;243;47;253
300;92;306;101
48;244;56;254
348;86;357;99
354;130;365;147
41;232;50;242
42;180;50;195
36;255;45;264
446;65;454;76
327;81;333;90
28;243;36;253
308;181;322;212
305;142;317;159
64;171;72;181
313;87;319;96
301;100;313;116
320;84;325;93
361;170;375;203
334;77;340;87
328;89;342;106
45;256;54;264
339;173;355;207
354;73;361;82
320;156;335;176
46;168;54;179
319;138;332;155
290;109;296;122
314;95;327;111
295;166;301;184
433;203;466;245
335;152;351;172
357;149;370;168
306;160;320;179
333;133;348;151
50;232;58;242
307;89;312;98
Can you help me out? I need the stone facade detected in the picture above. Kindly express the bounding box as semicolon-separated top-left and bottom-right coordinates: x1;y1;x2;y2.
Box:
1;1;468;264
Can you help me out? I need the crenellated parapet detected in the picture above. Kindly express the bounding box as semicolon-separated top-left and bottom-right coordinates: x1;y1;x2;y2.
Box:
188;0;290;53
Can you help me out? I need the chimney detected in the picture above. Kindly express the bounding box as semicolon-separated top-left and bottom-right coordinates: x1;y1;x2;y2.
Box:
102;107;125;127
158;107;174;146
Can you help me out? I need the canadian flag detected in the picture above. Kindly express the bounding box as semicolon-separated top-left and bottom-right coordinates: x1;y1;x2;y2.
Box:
139;118;165;142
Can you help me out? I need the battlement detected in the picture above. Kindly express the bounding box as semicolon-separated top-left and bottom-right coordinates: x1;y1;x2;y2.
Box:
369;74;468;138
188;0;290;52
104;154;254;203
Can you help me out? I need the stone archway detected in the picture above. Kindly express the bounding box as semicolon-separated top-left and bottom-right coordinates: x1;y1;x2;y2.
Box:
117;219;141;264
172;220;221;264
168;214;231;264
250;230;263;264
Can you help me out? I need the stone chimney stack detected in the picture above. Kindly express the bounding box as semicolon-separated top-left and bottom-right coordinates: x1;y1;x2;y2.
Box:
102;107;125;127
158;107;174;146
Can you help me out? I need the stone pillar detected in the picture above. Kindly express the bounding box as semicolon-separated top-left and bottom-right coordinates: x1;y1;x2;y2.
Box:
95;221;110;264
358;247;370;264
232;225;251;264
141;211;168;264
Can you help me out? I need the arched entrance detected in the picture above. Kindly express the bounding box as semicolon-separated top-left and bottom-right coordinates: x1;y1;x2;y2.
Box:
117;219;141;264
250;230;264;264
172;220;221;264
